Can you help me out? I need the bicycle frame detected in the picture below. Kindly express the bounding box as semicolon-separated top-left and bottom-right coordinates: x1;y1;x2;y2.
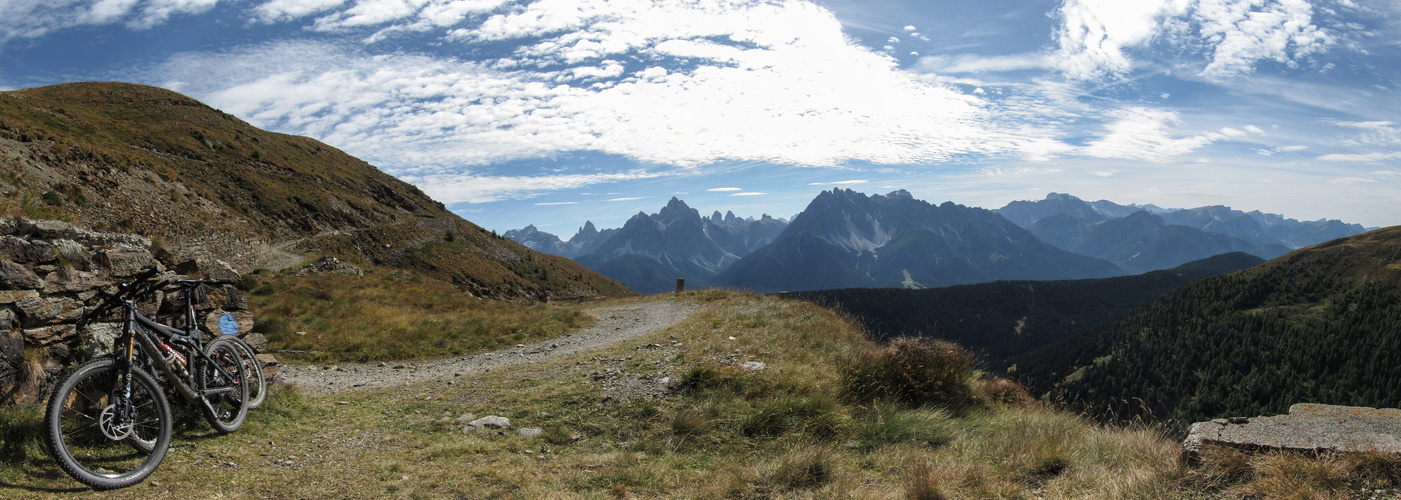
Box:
98;275;241;419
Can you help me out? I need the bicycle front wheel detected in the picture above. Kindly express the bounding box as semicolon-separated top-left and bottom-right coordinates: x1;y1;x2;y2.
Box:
201;341;249;433
45;358;172;489
208;336;265;410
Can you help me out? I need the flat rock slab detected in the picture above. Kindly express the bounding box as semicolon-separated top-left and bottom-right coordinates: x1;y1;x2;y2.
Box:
1184;403;1401;460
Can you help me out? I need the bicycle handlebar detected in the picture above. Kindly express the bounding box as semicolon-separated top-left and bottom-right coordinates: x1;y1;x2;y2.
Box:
80;264;167;325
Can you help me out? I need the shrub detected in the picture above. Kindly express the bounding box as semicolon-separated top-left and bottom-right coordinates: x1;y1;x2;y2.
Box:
840;337;976;409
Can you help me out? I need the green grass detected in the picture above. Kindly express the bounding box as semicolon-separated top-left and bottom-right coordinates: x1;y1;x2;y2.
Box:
246;269;593;363
2;291;1397;498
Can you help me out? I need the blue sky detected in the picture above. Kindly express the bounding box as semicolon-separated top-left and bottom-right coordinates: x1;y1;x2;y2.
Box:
2;0;1399;236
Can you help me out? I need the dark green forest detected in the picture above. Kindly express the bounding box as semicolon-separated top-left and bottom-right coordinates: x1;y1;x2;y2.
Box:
1015;227;1401;428
794;252;1263;365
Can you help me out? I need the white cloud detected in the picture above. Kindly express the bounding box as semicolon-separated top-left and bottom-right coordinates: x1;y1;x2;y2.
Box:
1054;0;1334;80
404;170;667;204
1316;151;1401;162
1054;0;1172;79
608;197;645;202
254;0;351;23
1327;177;1379;184
707;187;744;192
916;53;1054;74
159;0;1009;182
0;0;224;41
1079;107;1215;161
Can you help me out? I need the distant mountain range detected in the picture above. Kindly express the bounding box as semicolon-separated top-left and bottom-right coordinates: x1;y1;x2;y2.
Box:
508;189;1368;295
710;189;1124;292
509;198;788;293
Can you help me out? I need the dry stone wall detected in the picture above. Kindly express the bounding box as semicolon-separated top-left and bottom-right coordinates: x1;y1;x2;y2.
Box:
0;218;255;406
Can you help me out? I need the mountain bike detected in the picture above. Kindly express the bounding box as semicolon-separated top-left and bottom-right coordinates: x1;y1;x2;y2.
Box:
45;265;249;489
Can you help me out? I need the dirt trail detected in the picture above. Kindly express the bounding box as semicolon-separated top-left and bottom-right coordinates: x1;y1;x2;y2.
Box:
279;300;695;395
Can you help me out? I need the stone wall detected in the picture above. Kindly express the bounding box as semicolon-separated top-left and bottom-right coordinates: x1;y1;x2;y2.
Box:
0;218;255;406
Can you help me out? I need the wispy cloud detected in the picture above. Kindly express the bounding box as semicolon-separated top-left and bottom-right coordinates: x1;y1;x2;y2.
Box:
0;0;225;42
1316;151;1401;162
404;170;667;204
707;187;744;192
608;197;645;202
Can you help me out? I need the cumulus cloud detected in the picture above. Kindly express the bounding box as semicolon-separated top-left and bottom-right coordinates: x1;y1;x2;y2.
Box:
1054;0;1334;80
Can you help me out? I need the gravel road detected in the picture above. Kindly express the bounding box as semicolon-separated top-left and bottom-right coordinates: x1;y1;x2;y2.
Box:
280;300;694;395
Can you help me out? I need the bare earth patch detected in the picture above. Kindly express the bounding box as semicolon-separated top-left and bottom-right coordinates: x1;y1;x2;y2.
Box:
280;300;695;395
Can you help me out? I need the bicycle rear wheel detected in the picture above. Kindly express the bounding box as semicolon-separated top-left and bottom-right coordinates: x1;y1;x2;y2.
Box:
45;359;172;489
208;336;266;409
201;341;249;433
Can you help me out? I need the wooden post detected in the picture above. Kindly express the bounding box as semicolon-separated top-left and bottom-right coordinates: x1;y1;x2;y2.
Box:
675;278;685;293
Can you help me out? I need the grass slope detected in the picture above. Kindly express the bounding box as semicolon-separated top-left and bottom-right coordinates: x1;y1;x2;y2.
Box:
6;289;1395;498
0;82;630;301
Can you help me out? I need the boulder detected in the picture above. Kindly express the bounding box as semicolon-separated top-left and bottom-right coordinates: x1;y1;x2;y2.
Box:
464;415;512;433
0;260;43;290
0;290;39;304
16;296;84;327
101;248;157;278
0;236;57;264
24;324;78;346
242;332;269;353
297;256;362;276
205;310;254;336
198;259;241;284
1184;403;1401;462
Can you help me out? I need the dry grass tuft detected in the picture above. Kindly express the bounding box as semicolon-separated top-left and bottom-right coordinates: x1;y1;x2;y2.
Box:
839;337;977;409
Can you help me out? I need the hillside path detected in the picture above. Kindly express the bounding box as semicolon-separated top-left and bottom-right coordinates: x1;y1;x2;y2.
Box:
278;301;695;395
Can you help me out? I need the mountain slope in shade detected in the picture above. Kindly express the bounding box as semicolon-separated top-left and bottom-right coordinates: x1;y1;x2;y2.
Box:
0;82;630;301
792;252;1264;365
1015;226;1401;426
1033;211;1291;273
711;189;1124;293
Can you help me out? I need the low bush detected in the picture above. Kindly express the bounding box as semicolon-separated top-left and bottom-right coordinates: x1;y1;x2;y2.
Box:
839;337;977;409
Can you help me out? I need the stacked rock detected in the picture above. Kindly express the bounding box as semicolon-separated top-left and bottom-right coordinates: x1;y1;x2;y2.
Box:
0;218;257;406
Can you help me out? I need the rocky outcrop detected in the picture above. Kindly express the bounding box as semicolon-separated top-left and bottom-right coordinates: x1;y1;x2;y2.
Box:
0;217;256;406
1183;403;1401;462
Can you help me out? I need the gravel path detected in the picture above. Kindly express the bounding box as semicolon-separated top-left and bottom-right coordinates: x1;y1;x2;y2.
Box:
280;300;694;395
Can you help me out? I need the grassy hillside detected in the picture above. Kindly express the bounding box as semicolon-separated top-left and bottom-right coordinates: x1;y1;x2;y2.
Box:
1017;226;1401;427
5;289;1396;498
795;253;1263;366
0;82;631;301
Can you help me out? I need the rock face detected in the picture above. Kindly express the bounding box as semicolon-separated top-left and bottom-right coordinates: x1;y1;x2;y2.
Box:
0;218;257;406
1183;403;1401;461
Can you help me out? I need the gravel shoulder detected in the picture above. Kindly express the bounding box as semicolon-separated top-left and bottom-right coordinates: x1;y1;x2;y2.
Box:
279;300;695;395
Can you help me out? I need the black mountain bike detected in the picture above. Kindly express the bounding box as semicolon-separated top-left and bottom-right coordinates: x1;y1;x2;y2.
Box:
44;265;249;489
